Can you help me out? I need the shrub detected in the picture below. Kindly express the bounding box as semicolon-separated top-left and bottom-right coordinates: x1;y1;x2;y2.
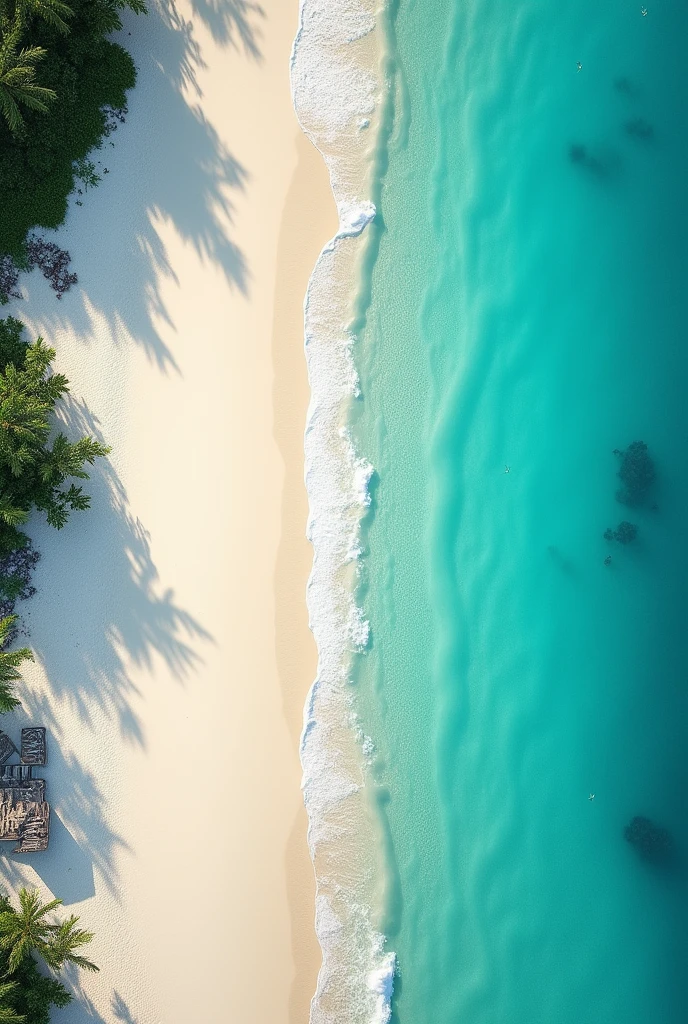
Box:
0;316;28;369
0;317;109;649
0;0;143;260
0;954;71;1024
0;615;33;711
0;318;110;555
0;889;98;1022
0;538;40;622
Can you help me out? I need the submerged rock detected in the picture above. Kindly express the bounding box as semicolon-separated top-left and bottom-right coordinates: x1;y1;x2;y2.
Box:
624;117;654;141
614;521;638;544
624;815;675;867
603;521;638;544
568;143;621;179
615;441;656;506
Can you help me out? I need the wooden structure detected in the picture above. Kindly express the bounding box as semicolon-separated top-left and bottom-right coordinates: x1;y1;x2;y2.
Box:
20;728;46;765
0;729;49;852
0;732;16;765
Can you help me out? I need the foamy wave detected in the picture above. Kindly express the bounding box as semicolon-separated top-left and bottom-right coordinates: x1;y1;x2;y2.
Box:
367;952;397;1024
291;0;396;1021
347;600;370;651
338;200;377;237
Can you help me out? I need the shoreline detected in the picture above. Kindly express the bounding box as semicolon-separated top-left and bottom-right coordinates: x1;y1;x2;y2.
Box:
2;1;336;1021
290;1;398;1021
272;127;339;1023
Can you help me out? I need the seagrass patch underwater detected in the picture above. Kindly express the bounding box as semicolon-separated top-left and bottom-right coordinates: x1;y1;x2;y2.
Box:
349;0;688;1020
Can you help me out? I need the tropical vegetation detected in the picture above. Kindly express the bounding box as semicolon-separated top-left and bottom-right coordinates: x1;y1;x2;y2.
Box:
0;888;97;1023
0;0;144;260
0;614;32;711
0;316;110;552
0;315;108;707
1;0;131;1012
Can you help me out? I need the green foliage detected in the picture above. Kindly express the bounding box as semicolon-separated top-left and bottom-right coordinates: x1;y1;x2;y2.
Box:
10;959;70;1024
0;614;32;711
72;155;98;189
0;26;56;136
0;320;110;554
0;960;70;1024
0;318;28;371
0;0;143;254
0;981;25;1023
0;889;98;975
0;889;98;1024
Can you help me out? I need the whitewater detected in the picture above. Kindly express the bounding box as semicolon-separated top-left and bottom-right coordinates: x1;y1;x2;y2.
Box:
290;1;397;1022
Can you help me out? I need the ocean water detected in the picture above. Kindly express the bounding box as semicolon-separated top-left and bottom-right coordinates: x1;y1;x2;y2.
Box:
345;1;688;1022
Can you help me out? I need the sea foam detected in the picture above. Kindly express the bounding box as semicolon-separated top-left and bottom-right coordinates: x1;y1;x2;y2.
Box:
291;0;396;1022
367;953;397;1024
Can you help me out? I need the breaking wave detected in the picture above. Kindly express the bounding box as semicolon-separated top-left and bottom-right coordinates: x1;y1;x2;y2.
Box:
290;1;396;1021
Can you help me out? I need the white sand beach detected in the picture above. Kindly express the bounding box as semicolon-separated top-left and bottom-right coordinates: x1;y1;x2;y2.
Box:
2;0;337;1020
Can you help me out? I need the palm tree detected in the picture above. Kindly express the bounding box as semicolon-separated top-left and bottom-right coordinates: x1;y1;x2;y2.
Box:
0;0;73;35
0;616;32;714
17;0;73;33
0;22;56;135
0;890;98;975
0;982;23;1023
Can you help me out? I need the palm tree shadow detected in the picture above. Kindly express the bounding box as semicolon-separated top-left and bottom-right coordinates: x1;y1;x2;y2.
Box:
0;2;258;1016
1;745;129;903
189;0;265;55
21;0;258;372
22;397;212;747
48;985;141;1023
1;395;211;909
111;991;140;1023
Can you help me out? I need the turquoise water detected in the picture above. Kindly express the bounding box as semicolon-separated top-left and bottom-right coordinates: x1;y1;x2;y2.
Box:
351;1;688;1021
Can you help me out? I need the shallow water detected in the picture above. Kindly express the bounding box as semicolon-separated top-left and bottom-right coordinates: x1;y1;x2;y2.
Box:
350;1;688;1021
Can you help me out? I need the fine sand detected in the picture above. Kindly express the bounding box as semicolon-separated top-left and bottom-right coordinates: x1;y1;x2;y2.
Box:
2;1;337;1021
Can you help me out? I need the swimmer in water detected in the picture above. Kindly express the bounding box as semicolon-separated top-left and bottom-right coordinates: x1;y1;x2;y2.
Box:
641;6;648;15
504;466;511;474
577;61;583;72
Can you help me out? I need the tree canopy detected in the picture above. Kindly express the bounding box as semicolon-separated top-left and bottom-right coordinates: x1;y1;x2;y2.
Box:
0;614;32;711
0;320;110;555
0;0;143;255
0;889;97;1023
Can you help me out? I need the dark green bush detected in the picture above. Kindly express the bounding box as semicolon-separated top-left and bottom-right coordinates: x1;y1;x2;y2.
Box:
0;0;143;257
0;316;29;369
0;317;110;557
0;951;71;1024
0;889;97;1022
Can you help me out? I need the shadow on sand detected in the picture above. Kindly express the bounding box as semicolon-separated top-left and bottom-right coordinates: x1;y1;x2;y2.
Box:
1;396;211;1019
19;0;265;371
50;985;143;1024
1;2;266;1019
24;397;211;747
189;0;265;54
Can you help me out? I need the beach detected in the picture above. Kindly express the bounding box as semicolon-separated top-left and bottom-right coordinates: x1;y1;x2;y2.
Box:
2;0;336;1021
4;0;687;1020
